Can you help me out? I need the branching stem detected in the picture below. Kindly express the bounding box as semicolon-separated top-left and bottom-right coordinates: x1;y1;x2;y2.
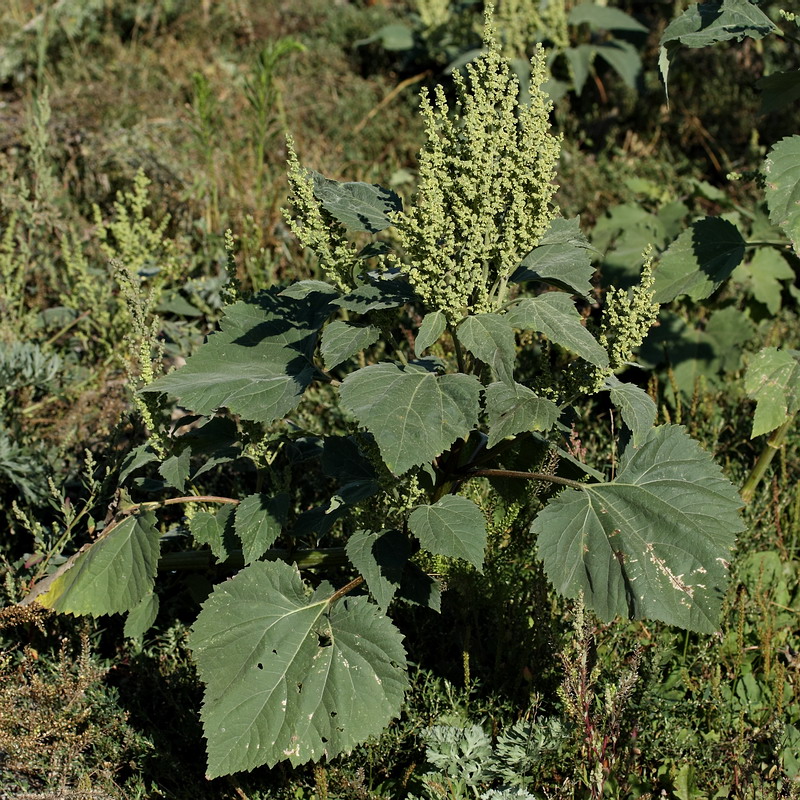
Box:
462;468;586;490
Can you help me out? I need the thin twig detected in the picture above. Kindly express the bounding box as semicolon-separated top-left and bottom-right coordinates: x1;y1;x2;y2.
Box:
353;71;431;135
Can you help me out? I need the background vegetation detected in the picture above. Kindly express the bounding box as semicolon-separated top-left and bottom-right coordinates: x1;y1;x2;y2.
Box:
0;0;798;798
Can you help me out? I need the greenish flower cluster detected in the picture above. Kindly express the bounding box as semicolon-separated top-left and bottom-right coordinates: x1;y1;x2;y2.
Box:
598;253;659;371
392;23;561;322
284;137;363;292
497;0;569;58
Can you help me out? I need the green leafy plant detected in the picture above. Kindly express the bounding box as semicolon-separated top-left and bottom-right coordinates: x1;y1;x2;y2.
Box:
20;16;749;781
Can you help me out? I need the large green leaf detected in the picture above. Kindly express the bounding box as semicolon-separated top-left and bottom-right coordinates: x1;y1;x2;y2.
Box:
512;217;596;297
407;495;487;570
457;313;516;386
144;289;333;424
310;171;402;233
659;0;778;91
764;136;800;255
333;275;416;313
506;293;608;367
533;425;744;633
568;3;647;32
190;561;408;776
653;217;745;303
744;347;800;437
603;375;656;447
235;494;290;564
339;363;481;475
346;529;410;611
21;511;160;616
321;321;380;370
485;382;559;449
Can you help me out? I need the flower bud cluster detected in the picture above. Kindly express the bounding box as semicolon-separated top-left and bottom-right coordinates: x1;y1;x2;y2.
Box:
284;137;363;292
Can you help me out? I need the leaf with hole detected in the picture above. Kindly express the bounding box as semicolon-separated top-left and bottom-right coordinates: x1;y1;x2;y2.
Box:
190;560;408;776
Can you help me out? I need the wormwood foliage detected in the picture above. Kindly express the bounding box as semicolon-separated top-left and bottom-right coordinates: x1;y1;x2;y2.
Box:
21;16;747;779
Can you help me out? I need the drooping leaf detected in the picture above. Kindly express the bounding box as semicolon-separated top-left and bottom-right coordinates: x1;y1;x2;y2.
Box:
322;436;378;484
191;504;237;562
603;375;657;447
235;494;290;565
346;529;411;611
568;2;648;32
764;136;800;255
144;289;333;424
310;171;402;233
320;321;380;370
457;314;517;386
407;495;487;570
734;248;794;315
333;275;416;313
659;0;778;92
159;446;191;492
744;347;800;437
339;363;481;475
653;217;745;303
595;40;642;89
704;306;755;372
563;45;593;95
506;293;608;367
21;511;160;616
397;562;441;611
415;311;447;355
512;217;596;297
484;382;560;449
534;425;744;633
190;560;408;776
757;70;800;114
124;591;159;639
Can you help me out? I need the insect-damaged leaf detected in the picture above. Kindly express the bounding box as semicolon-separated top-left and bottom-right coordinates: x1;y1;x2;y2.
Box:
144;288;333;424
339;363;481;475
21;511;160;616
764;135;800;256
744;347;800;438
190;560;408;776
533;425;743;633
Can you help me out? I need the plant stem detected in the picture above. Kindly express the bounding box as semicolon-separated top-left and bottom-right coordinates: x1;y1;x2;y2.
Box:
328;575;365;605
121;495;240;515
158;547;349;572
462;468;586;490
740;415;795;505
